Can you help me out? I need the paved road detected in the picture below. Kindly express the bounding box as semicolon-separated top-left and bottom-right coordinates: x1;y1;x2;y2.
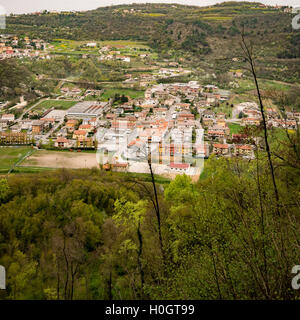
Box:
19;98;47;120
40;120;64;144
18;98;81;121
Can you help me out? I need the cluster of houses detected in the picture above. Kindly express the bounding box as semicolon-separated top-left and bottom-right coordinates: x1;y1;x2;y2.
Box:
98;44;153;64
233;101;298;129
1;78;299;177
98;53;131;63
0;112;55;134
58;87;102;100
94;82;247;176
0;34;49;60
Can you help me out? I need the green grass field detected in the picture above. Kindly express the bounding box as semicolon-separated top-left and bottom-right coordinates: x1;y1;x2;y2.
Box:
228;123;242;134
101;88;145;101
234;78;292;95
0;147;33;173
50;39;150;55
33;100;78;112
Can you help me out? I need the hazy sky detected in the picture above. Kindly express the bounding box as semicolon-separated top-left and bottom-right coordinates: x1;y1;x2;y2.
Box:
1;0;299;14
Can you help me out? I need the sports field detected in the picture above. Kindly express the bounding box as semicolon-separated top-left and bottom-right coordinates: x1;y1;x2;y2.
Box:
33;100;77;112
21;150;99;169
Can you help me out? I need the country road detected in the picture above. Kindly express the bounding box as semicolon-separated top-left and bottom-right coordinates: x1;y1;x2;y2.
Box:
19;98;47;120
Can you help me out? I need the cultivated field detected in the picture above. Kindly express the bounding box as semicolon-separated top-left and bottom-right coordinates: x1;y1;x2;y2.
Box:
21;150;99;169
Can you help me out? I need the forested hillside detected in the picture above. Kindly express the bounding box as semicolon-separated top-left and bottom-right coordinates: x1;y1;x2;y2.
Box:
0;126;299;300
5;2;300;82
1;1;300;301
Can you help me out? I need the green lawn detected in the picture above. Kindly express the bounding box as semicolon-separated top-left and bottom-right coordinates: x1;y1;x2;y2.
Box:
228;123;242;134
101;88;145;101
8;167;56;174
234;78;292;95
33;100;78;112
0;147;32;173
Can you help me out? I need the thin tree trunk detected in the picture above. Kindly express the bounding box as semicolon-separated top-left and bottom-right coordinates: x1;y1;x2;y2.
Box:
137;222;145;296
56;260;60;300
210;248;222;300
255;147;270;297
241;33;280;216
108;271;113;300
62;234;69;300
147;140;164;260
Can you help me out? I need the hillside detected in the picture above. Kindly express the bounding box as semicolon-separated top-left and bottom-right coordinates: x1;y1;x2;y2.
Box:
1;2;300;302
6;2;300;82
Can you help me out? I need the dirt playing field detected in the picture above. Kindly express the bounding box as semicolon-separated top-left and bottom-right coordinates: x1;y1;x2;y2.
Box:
21;150;99;169
20;150;202;181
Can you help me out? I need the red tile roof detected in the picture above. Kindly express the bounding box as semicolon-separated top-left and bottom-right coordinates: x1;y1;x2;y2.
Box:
236;145;252;150
213;144;229;149
170;163;190;170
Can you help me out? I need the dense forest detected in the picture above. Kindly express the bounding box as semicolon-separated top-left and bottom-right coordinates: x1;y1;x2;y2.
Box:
0;125;299;300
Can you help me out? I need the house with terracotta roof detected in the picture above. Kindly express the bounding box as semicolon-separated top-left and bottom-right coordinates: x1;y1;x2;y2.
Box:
178;112;195;121
66;119;78;132
111;162;129;172
76;137;95;149
213;143;230;155
111;120;136;130
207;125;230;141
169;163;190;173
207;130;226;141
73;130;88;140
244;109;261;118
234;145;254;157
79;124;93;132
55;138;73;149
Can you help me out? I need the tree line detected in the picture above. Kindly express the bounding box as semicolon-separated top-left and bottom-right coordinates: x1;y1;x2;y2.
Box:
0;122;299;299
